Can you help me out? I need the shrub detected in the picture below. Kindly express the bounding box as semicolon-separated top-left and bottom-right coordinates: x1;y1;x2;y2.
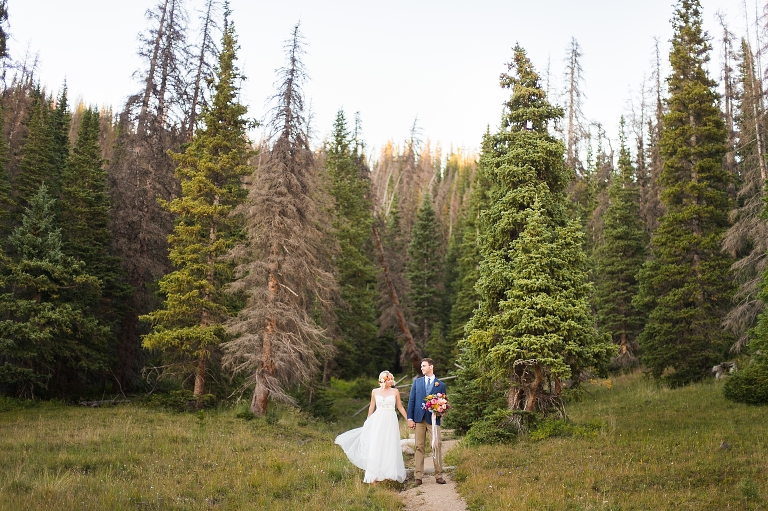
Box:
723;363;768;405
290;383;335;421
444;364;508;435
464;409;536;445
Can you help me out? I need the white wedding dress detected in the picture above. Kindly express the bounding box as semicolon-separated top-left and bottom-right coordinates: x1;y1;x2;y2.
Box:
334;393;407;483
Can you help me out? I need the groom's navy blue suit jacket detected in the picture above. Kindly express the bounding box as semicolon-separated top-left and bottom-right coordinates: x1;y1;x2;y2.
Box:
407;376;447;426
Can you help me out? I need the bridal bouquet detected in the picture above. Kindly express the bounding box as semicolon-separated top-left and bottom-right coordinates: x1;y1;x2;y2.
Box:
422;393;449;416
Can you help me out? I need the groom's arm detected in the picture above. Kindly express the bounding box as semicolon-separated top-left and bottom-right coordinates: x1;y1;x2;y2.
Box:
406;382;416;427
406;384;415;419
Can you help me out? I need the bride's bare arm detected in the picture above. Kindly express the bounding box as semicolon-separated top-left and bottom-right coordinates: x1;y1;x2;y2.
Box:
395;390;407;420
367;390;377;418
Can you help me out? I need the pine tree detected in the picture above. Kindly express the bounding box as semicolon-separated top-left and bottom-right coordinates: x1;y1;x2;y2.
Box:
373;197;420;373
0;103;14;238
222;23;338;415
15;91;56;211
0;185;109;398
48;87;71;194
324;109;380;378
457;45;613;420
141;18;252;397
59;108;132;376
447;145;491;349
406;192;443;349
594;118;646;370
634;0;734;386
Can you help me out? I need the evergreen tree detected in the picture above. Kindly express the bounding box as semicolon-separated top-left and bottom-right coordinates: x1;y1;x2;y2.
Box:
594;118;646;371
141;18;252;397
222;23;338;415
634;0;734;386
373;191;420;373
15;91;56;211
324;109;380;378
447;146;491;349
406;192;443;349
59;107;132;375
456;45;612;422
0;103;14;238
48;87;71;194
0;185;109;398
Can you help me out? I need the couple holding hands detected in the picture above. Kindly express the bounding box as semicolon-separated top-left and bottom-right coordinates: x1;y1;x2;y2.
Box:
334;358;447;485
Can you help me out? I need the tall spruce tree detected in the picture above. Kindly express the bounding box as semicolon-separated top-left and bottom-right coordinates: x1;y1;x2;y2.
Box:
222;23;338;415
0;104;14;238
594;118;646;370
48;88;71;193
634;0;734;386
59;108;132;377
447;143;491;352
0;185;109;398
456;46;612;423
14;87;70;218
141;18;252;397
15;91;56;212
406;192;443;349
325;109;380;378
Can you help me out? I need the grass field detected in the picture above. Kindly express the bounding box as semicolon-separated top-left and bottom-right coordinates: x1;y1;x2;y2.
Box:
1;372;766;510
449;371;768;510
0;394;404;511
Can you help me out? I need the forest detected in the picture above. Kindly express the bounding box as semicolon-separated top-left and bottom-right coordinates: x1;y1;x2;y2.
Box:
0;0;767;433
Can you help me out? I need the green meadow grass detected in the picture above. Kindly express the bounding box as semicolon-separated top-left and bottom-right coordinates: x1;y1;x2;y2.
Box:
3;372;765;510
0;397;403;510
449;371;768;510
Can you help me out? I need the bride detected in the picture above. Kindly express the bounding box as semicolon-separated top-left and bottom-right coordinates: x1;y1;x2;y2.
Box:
334;370;408;483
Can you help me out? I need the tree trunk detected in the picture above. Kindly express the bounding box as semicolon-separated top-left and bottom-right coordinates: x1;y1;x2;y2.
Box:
187;0;214;137
524;364;543;412
371;223;420;372
139;0;169;133
193;355;206;397
155;0;177;129
251;379;270;416
251;255;279;416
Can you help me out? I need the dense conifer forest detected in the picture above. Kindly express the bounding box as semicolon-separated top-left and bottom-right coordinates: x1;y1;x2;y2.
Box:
1;0;768;428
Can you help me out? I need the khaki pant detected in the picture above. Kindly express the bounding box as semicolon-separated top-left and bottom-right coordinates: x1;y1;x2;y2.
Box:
414;418;442;480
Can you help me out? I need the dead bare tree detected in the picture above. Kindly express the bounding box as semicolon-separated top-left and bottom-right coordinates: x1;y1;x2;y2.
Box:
722;38;768;352
563;37;587;174
186;0;220;136
107;0;193;389
639;38;666;237
131;0;190;135
222;23;338;416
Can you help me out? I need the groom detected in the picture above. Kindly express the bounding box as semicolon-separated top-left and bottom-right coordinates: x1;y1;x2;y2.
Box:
407;358;447;485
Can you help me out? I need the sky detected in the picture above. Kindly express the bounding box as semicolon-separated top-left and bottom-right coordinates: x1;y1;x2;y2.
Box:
8;0;746;158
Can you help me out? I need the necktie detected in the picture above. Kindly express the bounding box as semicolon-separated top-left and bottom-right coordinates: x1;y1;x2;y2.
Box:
426;377;431;391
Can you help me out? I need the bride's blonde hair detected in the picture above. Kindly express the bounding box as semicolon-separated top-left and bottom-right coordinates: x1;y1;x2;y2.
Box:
378;370;393;385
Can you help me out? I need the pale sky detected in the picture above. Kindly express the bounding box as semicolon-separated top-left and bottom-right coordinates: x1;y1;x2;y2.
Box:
8;0;745;158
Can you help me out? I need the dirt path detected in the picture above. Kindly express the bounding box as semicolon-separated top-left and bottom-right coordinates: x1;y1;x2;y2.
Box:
400;433;468;511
